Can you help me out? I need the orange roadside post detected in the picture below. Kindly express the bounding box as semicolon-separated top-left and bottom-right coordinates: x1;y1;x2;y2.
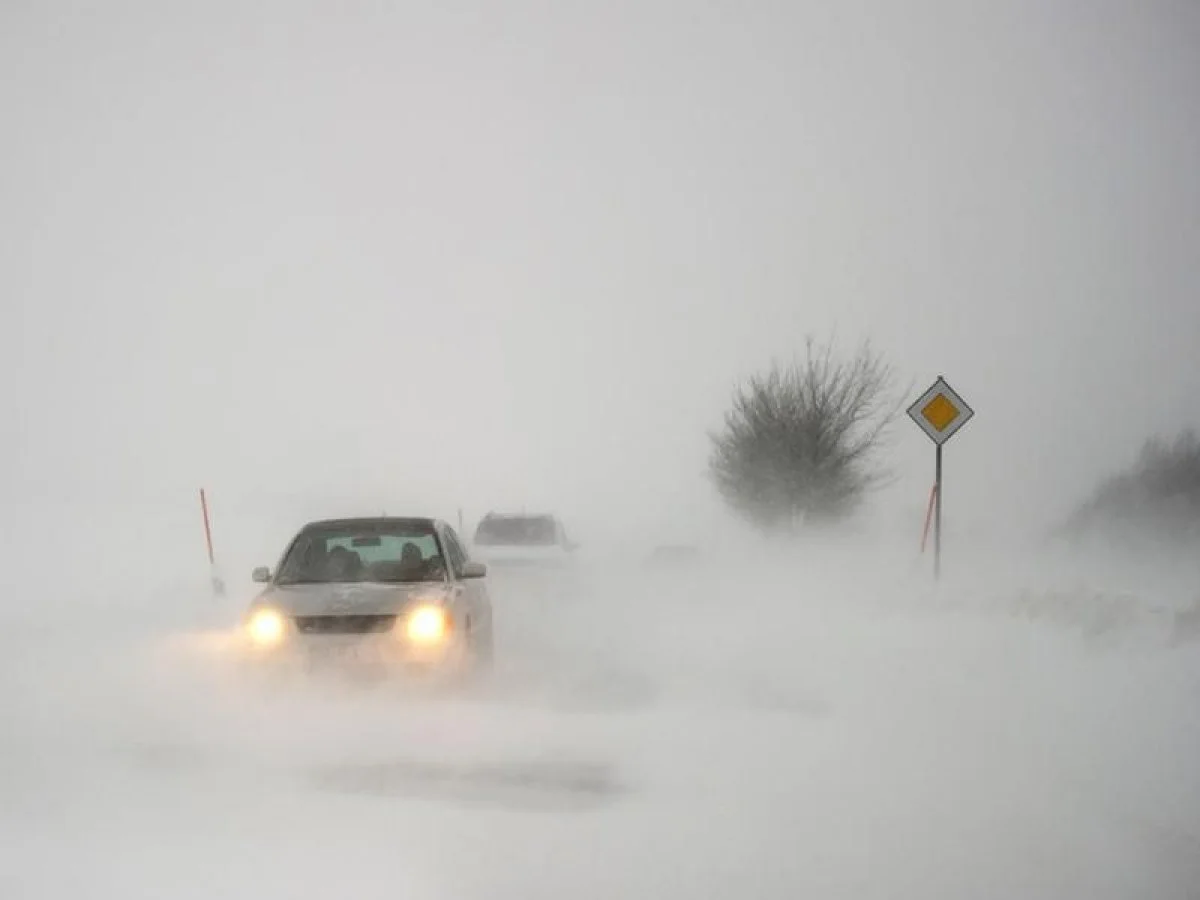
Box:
199;487;226;597
920;482;938;554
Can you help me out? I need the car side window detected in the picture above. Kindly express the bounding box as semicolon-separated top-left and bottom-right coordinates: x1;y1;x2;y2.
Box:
443;527;468;577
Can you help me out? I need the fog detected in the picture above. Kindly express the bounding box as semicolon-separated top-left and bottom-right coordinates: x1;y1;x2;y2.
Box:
2;2;1200;898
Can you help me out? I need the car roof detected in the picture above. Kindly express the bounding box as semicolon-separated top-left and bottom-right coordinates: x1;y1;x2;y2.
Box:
301;516;444;531
481;511;559;520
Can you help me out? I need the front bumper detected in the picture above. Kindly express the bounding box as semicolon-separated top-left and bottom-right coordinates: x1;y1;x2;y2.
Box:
240;613;464;675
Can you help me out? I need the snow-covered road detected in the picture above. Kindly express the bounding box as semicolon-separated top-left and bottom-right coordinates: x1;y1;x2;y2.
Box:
2;532;1198;899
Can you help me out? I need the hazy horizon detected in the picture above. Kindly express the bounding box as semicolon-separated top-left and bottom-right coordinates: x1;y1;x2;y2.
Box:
5;2;1199;546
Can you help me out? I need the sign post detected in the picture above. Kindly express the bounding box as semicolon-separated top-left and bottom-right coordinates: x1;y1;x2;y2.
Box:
906;376;974;580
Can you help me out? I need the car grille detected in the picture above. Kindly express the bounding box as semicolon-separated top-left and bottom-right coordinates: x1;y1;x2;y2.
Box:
293;614;398;636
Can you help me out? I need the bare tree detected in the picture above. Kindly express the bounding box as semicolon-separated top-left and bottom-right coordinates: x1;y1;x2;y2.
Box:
708;336;905;533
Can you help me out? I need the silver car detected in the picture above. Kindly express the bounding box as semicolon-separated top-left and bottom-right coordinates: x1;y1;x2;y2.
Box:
241;516;493;677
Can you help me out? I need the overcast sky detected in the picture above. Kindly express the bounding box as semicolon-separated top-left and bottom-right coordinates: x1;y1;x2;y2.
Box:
2;1;1197;541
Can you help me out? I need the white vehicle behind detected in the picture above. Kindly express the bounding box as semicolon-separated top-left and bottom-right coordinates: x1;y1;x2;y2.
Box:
470;512;577;568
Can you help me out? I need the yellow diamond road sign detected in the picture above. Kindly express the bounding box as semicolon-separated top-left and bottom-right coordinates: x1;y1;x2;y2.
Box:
921;393;959;432
907;376;974;446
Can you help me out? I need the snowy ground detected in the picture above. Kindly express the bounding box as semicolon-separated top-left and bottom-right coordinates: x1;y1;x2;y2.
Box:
2;507;1199;899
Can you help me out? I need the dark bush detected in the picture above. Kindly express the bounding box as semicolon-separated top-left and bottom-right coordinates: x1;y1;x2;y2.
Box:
1064;429;1200;551
708;336;904;533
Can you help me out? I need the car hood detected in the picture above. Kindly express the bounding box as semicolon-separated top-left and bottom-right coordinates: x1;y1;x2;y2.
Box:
253;581;445;617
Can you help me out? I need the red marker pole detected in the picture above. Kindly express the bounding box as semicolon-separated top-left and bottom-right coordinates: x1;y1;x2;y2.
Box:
199;488;226;597
200;488;215;565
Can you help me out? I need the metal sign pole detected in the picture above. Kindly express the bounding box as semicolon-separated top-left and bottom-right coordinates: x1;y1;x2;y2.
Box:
934;443;943;580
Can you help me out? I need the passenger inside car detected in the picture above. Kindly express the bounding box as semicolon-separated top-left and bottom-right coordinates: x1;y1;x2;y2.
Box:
326;545;364;581
370;541;446;582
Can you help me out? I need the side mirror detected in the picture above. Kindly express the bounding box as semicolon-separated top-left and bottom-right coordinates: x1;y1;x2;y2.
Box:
461;561;487;579
252;566;272;584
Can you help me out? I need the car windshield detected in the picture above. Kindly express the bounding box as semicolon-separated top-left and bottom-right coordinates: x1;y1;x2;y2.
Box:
474;515;559;546
275;521;446;585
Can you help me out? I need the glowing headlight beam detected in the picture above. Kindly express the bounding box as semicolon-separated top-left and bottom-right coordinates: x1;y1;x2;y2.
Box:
247;608;286;646
405;606;449;644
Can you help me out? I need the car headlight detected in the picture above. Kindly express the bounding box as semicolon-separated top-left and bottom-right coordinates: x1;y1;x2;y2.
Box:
404;605;450;644
246;608;287;647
